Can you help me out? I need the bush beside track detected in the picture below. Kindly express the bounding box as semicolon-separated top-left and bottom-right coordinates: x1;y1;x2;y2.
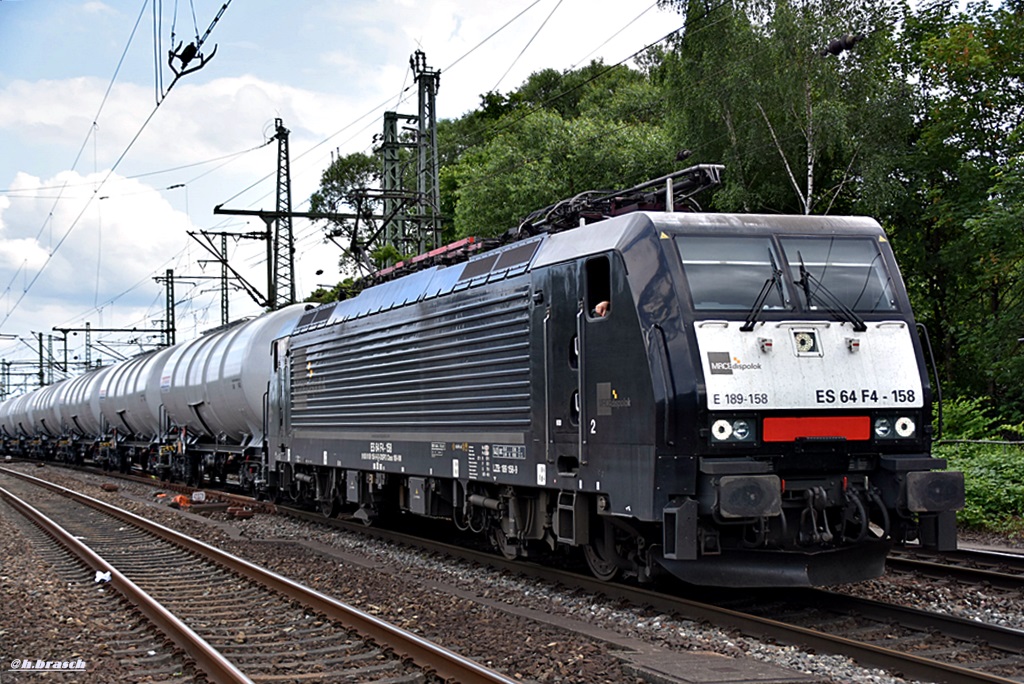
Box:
937;442;1024;537
936;395;1024;538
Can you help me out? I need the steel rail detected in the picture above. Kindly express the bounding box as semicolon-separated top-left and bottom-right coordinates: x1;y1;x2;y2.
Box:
886;555;1024;591
281;506;1023;684
0;466;519;684
888;547;1024;591
790;588;1024;653
0;484;253;684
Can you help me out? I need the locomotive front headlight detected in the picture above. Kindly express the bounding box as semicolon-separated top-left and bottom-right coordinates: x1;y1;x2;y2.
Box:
895;416;916;438
710;418;756;443
874;415;917;439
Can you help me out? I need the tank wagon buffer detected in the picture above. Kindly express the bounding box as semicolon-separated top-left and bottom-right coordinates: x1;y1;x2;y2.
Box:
266;165;964;587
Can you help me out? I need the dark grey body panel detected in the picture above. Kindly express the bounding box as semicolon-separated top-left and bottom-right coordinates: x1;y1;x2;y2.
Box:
275;276;535;486
269;215;677;521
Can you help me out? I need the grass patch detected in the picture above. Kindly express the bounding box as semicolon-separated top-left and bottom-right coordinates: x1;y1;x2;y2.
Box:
936;441;1024;538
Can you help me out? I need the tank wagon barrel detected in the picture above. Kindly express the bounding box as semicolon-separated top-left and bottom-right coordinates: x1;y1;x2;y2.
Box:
99;350;170;441
1;304;308;482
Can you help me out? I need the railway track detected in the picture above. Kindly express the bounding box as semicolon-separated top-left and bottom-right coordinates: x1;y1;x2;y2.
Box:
887;547;1024;592
0;494;202;682
284;507;1024;684
14;461;1024;683
0;466;518;684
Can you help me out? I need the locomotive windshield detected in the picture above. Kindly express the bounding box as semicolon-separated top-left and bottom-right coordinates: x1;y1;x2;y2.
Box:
677;236;791;311
677;233;898;314
779;236;897;313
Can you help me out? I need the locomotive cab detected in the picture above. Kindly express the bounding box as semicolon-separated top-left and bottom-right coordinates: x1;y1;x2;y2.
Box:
607;212;966;585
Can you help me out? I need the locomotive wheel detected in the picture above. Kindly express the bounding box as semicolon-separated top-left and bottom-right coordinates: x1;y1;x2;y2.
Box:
583;542;620;582
492;527;520;560
319;496;341;518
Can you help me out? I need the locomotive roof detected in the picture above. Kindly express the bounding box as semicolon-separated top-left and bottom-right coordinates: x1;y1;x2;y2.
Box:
294;211;888;334
651;211;885;235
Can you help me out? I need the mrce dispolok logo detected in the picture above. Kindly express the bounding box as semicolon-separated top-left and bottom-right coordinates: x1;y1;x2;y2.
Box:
707;351;762;375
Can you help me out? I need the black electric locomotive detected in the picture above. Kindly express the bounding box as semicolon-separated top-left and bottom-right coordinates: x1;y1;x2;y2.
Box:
0;167;964;586
266;167;964;587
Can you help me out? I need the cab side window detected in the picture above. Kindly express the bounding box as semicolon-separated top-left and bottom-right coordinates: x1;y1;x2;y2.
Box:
585;256;612;318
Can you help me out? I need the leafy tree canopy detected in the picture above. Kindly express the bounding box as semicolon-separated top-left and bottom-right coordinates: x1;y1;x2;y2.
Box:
305;0;1024;422
443;62;676;237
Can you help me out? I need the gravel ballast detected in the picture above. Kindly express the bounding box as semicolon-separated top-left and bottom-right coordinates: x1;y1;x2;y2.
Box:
4;463;1021;684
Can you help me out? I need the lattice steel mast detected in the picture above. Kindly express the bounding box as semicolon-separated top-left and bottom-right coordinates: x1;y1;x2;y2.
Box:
272;118;295;309
412;50;441;253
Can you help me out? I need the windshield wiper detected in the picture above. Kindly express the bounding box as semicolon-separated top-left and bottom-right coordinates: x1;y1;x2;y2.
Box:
795;252;867;332
741;250;785;331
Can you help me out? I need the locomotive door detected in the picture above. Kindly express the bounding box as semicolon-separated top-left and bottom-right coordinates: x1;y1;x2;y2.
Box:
578;253;640;459
540;261;582;475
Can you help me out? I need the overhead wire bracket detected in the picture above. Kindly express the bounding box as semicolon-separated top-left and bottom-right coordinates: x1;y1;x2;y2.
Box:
164;1;232;90
168;41;218;78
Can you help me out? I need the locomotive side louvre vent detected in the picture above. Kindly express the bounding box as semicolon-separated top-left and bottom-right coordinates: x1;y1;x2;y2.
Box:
289;285;532;431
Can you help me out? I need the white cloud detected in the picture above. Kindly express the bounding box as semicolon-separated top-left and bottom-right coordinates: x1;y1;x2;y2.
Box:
0;0;679;357
0;237;48;273
81;2;115;15
0;74;383;175
0;170;191;325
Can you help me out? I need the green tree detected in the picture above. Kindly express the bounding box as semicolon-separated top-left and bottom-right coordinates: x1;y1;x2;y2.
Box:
659;0;912;215
304;276;362;304
958;130;1024;421
443;64;676;237
309;152;382;274
891;0;1024;418
437;91;519;238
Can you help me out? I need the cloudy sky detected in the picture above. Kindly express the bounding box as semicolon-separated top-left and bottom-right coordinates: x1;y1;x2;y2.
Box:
0;0;678;387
